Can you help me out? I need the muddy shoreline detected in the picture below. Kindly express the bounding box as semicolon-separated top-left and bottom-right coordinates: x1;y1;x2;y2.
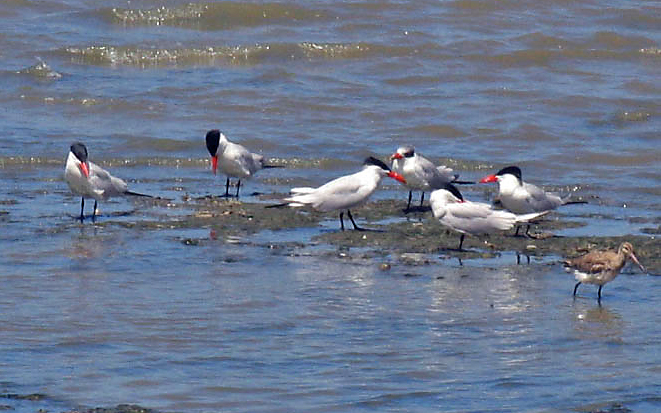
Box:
113;196;660;274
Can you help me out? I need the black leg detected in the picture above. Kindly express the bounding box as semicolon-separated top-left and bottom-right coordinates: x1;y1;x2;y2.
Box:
597;285;603;302
79;198;85;222
405;191;412;212
458;234;465;251
419;192;425;207
525;224;532;238
92;200;97;222
339;212;345;231
225;177;230;197
514;225;521;237
347;210;365;231
573;282;581;296
235;180;241;198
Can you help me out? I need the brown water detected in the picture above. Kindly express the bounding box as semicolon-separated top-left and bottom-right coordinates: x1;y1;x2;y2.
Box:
0;0;660;412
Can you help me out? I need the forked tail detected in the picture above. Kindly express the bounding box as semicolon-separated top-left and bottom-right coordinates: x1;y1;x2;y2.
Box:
265;202;290;209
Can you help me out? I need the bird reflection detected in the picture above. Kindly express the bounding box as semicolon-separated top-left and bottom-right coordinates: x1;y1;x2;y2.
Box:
571;303;623;342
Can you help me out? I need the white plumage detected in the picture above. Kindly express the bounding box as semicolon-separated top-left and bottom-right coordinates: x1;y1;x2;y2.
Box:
281;157;407;230
429;184;547;250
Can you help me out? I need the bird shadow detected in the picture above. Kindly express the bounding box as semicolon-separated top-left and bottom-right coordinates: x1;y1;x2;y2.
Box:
353;227;385;233
195;194;238;201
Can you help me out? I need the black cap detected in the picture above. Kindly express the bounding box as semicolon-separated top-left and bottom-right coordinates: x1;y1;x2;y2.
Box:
364;156;390;171
70;142;88;163
205;129;221;156
496;166;522;181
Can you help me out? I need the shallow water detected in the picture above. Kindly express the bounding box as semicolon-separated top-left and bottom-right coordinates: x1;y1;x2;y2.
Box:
1;0;660;412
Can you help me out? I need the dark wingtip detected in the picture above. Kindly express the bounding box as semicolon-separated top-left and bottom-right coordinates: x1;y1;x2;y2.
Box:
364;156;390;171
496;165;522;180
265;202;290;209
443;182;464;201
205;129;221;156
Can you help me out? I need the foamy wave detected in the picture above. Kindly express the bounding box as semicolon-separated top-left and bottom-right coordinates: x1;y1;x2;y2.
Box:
16;59;62;79
61;42;390;67
299;42;370;59
640;47;661;56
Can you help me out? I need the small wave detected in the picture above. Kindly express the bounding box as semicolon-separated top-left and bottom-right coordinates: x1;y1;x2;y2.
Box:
61;42;394;67
16;59;61;79
640;47;661;56
0;156;62;169
402;124;466;139
63;45;259;67
448;0;504;12
590;31;657;52
0;156;346;170
615;111;651;123
471;46;657;68
515;32;577;50
104;1;327;30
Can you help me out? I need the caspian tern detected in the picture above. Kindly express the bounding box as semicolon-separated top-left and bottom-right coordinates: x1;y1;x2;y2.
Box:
390;146;473;211
564;242;646;303
429;183;547;250
205;129;280;198
273;156;406;231
64;142;153;222
479;166;586;236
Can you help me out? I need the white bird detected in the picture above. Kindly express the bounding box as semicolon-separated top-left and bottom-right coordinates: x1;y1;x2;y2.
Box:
64;142;152;221
205;129;280;198
564;242;646;303
479;165;586;236
429;183;548;250
390;146;473;211
275;157;407;231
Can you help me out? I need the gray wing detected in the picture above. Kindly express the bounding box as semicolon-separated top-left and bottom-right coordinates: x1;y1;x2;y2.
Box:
417;156;457;188
225;142;263;176
521;182;563;210
89;161;128;198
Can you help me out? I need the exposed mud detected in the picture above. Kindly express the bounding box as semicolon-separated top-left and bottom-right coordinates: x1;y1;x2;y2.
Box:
1;393;156;413
117;196;661;274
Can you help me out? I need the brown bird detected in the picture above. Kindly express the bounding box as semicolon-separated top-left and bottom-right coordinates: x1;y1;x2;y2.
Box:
563;242;646;302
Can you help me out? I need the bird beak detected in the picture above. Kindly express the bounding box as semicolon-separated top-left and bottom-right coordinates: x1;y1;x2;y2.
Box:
211;155;218;175
479;174;497;184
390;153;403;160
388;171;406;184
78;161;90;178
629;252;646;273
